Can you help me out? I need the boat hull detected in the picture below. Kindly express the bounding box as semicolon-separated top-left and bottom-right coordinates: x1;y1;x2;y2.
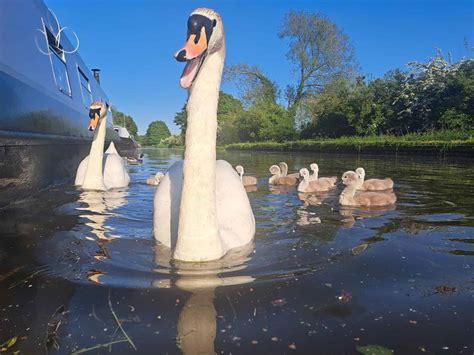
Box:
0;135;89;208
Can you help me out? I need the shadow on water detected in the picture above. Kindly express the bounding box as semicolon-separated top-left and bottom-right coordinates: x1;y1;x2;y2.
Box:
0;150;473;353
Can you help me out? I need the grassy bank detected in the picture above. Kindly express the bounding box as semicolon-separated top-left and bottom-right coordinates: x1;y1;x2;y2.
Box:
224;131;474;156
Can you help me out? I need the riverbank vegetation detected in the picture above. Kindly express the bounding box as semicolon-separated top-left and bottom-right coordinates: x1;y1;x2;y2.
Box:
224;130;474;155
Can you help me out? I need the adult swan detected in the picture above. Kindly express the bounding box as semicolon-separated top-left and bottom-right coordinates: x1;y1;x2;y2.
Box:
153;8;255;262
75;101;130;190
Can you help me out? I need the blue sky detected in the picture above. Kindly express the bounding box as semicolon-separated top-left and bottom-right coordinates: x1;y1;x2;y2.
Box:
46;0;473;134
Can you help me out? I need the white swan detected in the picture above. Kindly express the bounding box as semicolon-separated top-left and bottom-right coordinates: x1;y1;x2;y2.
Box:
75;101;130;190
153;8;255;262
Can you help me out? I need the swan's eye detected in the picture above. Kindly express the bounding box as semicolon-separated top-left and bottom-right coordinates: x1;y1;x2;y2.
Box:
212;19;217;27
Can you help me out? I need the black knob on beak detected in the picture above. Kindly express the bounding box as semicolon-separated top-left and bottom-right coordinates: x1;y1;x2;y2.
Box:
175;49;187;62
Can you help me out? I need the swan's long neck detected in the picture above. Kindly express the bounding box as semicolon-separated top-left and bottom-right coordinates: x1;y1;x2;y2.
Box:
82;116;107;190
311;168;318;180
175;45;225;261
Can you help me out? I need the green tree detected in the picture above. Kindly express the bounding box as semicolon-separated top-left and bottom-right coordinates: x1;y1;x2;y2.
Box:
144;120;171;146
160;134;184;147
279;11;355;120
111;107;138;137
255;102;296;142
394;51;473;133
224;64;279;107
173;104;187;138
174;91;245;144
216;92;245;144
302;78;355;138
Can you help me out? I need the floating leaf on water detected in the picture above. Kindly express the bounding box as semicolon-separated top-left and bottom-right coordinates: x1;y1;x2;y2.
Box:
434;285;457;294
352;243;369;256
0;337;17;350
356;344;394;355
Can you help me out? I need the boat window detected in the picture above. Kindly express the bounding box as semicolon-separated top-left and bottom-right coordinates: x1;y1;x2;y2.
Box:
78;67;93;107
45;26;72;96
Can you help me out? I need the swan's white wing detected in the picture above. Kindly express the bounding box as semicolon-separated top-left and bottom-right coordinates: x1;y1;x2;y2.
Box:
103;153;130;189
215;160;255;251
74;155;89;186
154;161;183;248
105;141;119;155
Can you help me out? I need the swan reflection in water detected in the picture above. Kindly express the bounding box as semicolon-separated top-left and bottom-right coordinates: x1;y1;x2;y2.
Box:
269;185;293;195
339;205;396;228
298;191;330;206
154;243;254;355
295;192;330;226
76;189;128;242
76;189;128;281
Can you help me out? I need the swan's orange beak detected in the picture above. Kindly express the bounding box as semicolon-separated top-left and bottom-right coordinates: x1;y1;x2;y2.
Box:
175;13;216;89
88;108;101;131
175;27;208;62
88;115;99;131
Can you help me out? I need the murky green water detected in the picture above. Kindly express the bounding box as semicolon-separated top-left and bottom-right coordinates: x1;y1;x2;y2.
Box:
0;149;473;354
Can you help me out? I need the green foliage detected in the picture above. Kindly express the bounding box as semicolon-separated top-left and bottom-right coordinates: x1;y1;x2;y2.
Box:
393;52;473;133
111;108;138;137
144;120;171;146
224;64;279;107
173;104;187;138
216;92;245;144
160;134;183;147
356;345;394;355
225;130;474;153
301;52;473;138
278;10;355;118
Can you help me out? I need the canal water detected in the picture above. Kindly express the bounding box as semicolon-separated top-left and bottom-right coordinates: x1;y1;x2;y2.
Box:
0;149;473;354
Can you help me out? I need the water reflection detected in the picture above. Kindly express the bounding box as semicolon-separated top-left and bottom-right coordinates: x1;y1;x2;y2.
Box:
298;191;330;206
269;185;293;194
339;205;396;228
77;189;129;241
75;189;128;284
154;243;254;354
